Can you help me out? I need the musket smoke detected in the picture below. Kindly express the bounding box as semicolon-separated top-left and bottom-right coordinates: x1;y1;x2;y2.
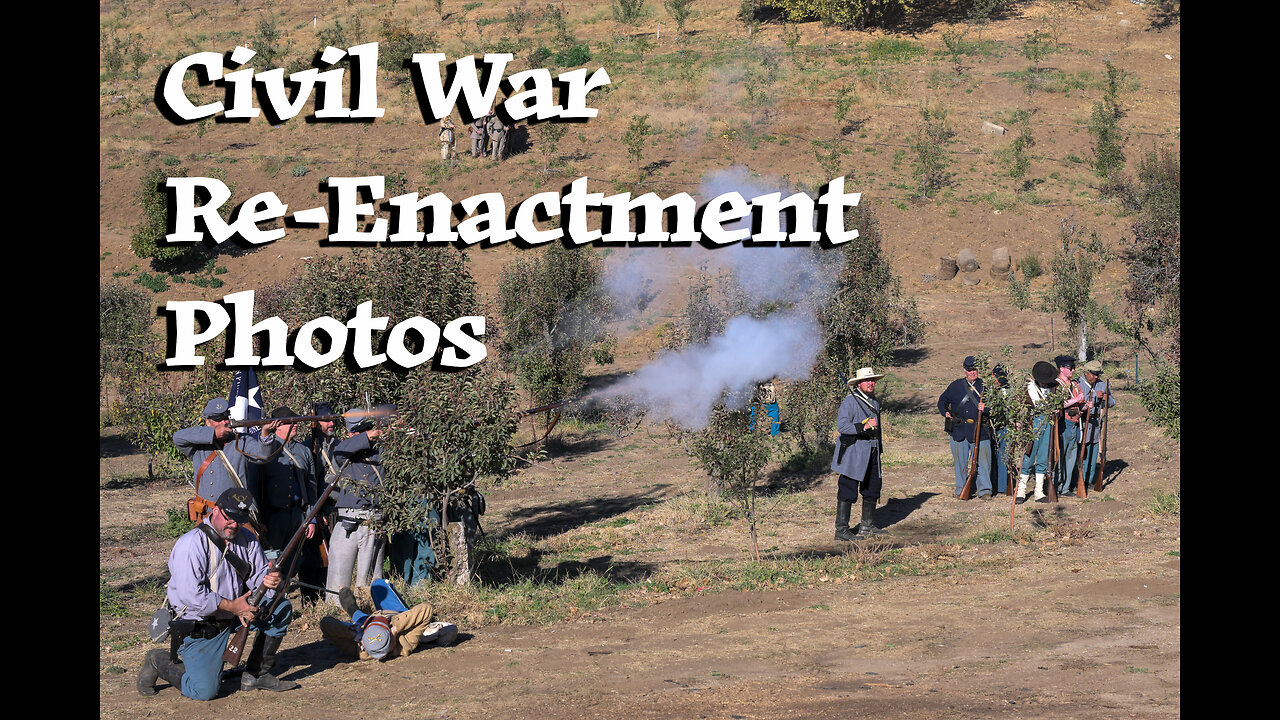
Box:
601;311;821;429
598;167;843;430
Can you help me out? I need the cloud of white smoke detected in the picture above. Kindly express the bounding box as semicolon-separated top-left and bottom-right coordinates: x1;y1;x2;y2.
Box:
600;311;822;429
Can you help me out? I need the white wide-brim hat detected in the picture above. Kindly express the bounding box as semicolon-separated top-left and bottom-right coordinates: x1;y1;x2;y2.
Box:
847;367;886;387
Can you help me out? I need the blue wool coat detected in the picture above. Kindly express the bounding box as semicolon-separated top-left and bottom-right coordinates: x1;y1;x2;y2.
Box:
830;392;882;479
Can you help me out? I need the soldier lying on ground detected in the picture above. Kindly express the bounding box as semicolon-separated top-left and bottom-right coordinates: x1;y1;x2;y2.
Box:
320;579;458;661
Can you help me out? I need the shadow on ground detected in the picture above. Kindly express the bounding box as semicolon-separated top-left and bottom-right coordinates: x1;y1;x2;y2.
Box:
497;486;674;539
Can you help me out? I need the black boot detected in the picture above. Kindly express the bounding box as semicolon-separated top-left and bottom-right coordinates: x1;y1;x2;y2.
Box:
338;586;361;618
241;634;299;692
138;648;185;696
857;499;887;537
834;500;858;541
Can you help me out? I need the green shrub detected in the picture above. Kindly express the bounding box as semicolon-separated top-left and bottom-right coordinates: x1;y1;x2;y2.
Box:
162;507;197;538
554;44;592;67
761;0;912;30
1135;359;1179;439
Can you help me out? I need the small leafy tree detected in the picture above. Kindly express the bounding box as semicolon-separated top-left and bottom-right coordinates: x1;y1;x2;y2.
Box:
910;100;954;199
100;282;151;384
496;244;614;407
689;406;774;561
834;82;855;134
1009;217;1110;361
1088;100;1126;178
505;0;532;34
941;28;968;76
622;113;654;175
538;122;569;172
664;0;694;36
967;0;1004;40
1020;28;1054;101
612;0;647;24
252;13;292;68
1006;108;1035;179
737;0;760;39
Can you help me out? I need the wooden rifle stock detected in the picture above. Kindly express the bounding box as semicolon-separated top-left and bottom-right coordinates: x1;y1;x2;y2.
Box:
959;403;982;500
222;479;342;666
1076;403;1090;498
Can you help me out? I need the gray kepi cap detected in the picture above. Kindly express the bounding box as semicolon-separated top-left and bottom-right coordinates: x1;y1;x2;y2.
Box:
202;397;230;419
361;615;394;661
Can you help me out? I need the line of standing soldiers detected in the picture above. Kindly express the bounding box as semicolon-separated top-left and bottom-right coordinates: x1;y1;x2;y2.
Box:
467;110;511;161
937;355;1115;504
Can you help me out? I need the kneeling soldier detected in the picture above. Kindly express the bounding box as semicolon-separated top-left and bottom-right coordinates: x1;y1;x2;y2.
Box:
138;487;298;700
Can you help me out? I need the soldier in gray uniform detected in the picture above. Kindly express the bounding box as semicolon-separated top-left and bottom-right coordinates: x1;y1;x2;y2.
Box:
172;398;282;519
255;406;318;561
831;367;888;540
488;113;509;161
302;401;340;603
470;116;488;158
324;405;393;605
137;487;297;699
1077;360;1116;490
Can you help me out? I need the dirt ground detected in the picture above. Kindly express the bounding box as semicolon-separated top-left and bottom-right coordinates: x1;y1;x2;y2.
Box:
99;1;1179;717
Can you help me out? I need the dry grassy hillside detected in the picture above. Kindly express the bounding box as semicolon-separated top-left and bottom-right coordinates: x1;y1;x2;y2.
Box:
100;2;1180;717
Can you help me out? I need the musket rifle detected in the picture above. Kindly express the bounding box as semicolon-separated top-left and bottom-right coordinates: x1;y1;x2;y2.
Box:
1097;390;1110;490
1076;402;1091;498
227;407;397;429
223;471;345;666
512;396;585;448
959;393;983;501
1046;410;1059;503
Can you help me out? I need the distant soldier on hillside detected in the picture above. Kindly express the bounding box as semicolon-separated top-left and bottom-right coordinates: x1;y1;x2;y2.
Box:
469;115;488;158
439;117;457;165
488;113;509;161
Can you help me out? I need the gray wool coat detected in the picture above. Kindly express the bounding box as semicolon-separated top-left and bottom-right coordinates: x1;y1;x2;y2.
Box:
830;392;882;479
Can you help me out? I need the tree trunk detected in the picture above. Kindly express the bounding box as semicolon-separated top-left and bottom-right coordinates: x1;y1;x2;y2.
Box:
1077;320;1088;362
446;522;472;586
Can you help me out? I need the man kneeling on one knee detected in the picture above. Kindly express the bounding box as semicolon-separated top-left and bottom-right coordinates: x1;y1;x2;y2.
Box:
138;487;298;700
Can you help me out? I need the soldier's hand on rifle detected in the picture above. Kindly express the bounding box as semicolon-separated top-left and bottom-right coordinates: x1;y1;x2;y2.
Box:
305;522;316;540
978;401;985;412
863;417;878;429
262;419;283;434
214;425;235;443
224;591;259;626
262;569;284;591
366;428;383;440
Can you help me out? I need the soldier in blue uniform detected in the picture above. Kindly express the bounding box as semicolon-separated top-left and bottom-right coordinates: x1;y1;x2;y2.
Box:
831;367;888;541
938;356;993;500
300;401;340;604
1078;360;1116;491
172;398;282;519
137;487;297;699
325;405;393;605
255;406;317;561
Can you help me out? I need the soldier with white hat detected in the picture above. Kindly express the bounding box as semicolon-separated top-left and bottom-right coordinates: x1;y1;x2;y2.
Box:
831;367;888;540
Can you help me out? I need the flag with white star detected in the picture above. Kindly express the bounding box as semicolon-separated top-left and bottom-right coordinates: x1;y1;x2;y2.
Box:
229;369;263;434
